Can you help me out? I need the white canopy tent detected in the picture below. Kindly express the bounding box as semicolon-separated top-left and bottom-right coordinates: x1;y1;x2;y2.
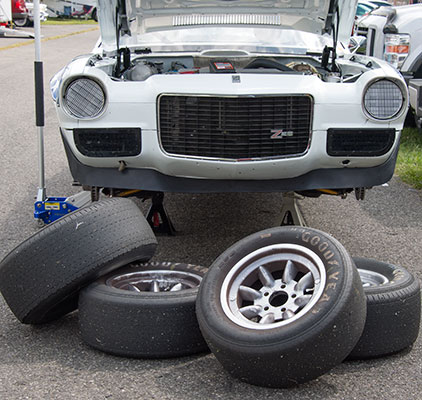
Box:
0;0;12;23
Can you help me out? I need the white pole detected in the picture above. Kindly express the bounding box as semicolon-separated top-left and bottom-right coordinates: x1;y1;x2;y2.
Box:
34;0;46;201
34;0;41;60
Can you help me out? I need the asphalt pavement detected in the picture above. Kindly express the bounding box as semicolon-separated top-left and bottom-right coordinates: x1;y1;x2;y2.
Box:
0;24;421;400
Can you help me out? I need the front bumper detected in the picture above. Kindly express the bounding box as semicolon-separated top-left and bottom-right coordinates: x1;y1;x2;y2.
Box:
57;68;406;192
62;131;400;193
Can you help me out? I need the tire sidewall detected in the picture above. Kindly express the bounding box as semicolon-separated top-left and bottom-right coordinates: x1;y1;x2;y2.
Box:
78;261;209;358
353;256;415;297
348;257;421;359
88;261;208;305
0;198;157;324
198;226;363;347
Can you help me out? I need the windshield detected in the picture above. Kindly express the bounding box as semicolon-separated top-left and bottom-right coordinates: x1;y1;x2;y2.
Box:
356;4;375;17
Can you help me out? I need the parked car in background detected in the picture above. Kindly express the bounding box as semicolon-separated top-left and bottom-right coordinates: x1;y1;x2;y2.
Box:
14;1;48;27
368;1;392;7
356;1;377;20
72;4;97;21
355;1;392;23
44;0;96;20
11;0;27;26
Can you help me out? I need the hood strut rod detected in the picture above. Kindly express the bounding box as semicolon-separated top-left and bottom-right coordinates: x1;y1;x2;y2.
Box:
113;0;131;78
321;5;340;72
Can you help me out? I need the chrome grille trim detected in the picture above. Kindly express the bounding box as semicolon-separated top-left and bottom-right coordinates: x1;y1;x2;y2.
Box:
158;94;313;161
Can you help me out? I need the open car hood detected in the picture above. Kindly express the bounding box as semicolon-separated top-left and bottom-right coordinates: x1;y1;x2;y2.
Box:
97;0;357;54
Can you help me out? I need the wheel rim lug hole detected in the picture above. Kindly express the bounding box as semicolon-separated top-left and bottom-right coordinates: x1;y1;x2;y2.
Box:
264;306;269;311
291;294;297;298
281;285;286;289
264;292;269;296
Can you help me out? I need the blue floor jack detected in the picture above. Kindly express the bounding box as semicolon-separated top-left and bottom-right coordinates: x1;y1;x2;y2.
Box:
32;0;92;227
31;1;182;234
34;192;92;226
30;2;174;232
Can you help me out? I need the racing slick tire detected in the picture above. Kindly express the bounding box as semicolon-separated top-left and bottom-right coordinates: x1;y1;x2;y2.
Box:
78;261;209;358
196;226;366;388
0;198;157;324
348;257;421;359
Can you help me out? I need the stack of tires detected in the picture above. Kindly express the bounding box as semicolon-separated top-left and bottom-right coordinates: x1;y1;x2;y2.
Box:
195;227;421;387
0;199;420;388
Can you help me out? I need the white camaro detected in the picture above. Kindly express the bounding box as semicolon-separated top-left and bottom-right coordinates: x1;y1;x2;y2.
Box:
51;0;408;194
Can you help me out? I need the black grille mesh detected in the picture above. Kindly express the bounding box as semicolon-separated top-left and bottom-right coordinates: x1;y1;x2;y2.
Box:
327;129;395;157
159;95;312;159
74;128;141;157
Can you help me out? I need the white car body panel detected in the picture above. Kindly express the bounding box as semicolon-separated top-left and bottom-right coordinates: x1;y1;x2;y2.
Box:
51;0;408;193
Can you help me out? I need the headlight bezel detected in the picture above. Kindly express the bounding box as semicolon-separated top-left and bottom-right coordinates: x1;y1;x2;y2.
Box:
362;78;408;121
61;76;107;120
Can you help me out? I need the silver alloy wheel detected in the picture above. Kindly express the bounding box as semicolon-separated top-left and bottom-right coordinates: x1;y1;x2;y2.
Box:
358;268;389;288
107;270;202;293
220;244;327;330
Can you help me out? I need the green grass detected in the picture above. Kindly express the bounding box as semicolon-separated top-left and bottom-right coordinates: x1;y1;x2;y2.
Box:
396;127;422;190
42;17;97;25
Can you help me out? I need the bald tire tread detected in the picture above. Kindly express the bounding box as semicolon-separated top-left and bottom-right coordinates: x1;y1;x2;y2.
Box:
0;198;157;324
196;226;367;388
78;261;209;358
348;257;421;359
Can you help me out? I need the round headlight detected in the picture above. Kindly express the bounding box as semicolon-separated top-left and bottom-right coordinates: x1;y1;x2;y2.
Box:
63;78;105;119
363;79;405;120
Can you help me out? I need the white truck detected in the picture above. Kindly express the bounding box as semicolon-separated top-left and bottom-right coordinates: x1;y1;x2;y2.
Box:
356;4;422;128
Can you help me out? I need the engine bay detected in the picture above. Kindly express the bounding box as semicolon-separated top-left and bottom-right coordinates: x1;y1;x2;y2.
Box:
90;50;373;84
124;55;326;80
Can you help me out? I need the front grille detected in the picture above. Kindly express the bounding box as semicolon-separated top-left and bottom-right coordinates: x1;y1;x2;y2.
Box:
159;95;312;160
355;26;368;38
327;129;395;157
74;128;141;157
